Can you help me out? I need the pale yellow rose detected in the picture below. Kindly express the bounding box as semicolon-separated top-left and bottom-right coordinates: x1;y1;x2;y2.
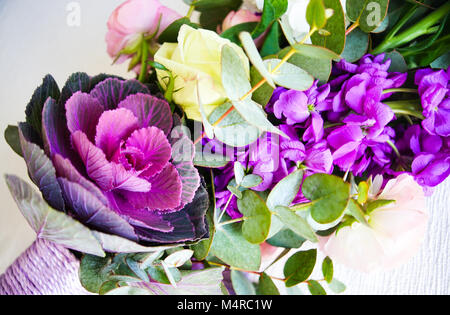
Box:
154;25;250;121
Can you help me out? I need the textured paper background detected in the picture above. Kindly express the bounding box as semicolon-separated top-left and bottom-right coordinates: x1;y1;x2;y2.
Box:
0;0;448;294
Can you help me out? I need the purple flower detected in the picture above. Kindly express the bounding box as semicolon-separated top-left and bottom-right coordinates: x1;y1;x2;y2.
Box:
269;82;330;143
398;125;450;188
18;74;207;245
415;68;450;137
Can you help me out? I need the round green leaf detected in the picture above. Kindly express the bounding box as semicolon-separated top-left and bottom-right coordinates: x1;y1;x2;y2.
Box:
346;0;389;33
311;0;346;55
211;214;261;271
238;190;272;244
302;174;350;224
263;59;315;91
341;27;369;62
284;249;317;287
267;228;306;249
306;0;327;30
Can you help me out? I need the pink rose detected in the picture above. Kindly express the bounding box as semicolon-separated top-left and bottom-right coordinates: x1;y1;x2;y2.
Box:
319;174;428;273
219;9;261;33
106;0;181;60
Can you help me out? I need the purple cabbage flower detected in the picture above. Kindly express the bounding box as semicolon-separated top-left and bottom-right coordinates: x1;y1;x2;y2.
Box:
18;73;208;245
415;68;450;137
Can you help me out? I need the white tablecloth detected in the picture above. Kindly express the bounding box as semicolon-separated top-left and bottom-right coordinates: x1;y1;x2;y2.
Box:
0;0;448;295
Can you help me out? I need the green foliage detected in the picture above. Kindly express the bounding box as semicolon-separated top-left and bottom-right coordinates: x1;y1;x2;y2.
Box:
221;22;258;44
311;0;346;55
346;0;389;32
210;214;261;271
238;190;272;244
278;48;332;84
273;206;318;243
306;0;327;30
267;170;304;238
293;43;341;60
257;273;280;295
192;210;215;261
267;228;306;249
302;174;351;224
80;255;113;293
253;0;289;38
195;0;243;30
231;270;256;295
284;249;317;287
4;125;23;157
341;27;369;62
322;257;334;283
157;17;199;44
328;278;347;293
263;59;315;91
308;280;327;295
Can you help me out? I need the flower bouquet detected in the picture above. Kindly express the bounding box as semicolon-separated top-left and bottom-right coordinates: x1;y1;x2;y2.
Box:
1;0;449;295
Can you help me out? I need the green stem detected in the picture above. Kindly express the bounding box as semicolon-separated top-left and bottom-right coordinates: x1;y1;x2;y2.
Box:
218;217;246;228
384;100;425;120
138;40;149;83
382;88;418;95
386;140;401;159
186;4;195;19
372;1;450;54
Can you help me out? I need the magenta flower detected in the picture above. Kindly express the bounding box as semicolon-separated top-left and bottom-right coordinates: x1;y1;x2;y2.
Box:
18;74;207;244
415;68;450;137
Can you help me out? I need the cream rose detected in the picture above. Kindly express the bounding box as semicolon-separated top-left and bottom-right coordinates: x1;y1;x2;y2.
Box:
154;25;250;121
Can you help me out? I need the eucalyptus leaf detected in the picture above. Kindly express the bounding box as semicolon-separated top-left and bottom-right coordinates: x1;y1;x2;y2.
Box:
234;162;245;185
311;0;346;55
263;59;314;91
302;174;350;224
164;250;194;268
221;44;252;101
341;27;369;62
293;43;341;60
194;152;230;168
5;175;105;257
256;273;280;295
346;0;389;33
250;66;275;107
191;209;215;261
211;214;261;271
278;48;332;84
231;270;256;295
308;280;327;295
238;190;272;244
274;206;318;243
209;102;262;147
322;257;333;283
221;22;258;44
252;0;289;38
240;32;276;88
346;199;369;227
284;249;317;287
328;278;346;293
80;254;113;293
241;174;263;188
267;170;304;238
157;17;199;44
306;0;327;30
267;228;306;249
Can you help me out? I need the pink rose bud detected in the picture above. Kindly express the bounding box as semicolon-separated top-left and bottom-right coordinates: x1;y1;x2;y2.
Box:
220;9;261;33
106;0;181;61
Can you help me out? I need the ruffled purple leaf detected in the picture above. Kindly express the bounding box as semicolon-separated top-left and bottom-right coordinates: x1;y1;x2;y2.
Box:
25;74;60;139
58;177;138;242
110;162;151;192
125;127;172;178
72;131;115;191
90;78;150;110
95;108;139;160
65;92;104;142
136;182;209;244
118;93;173;135
18;124;65;211
126;164;183;211
170;129;200;209
52;153;108;205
